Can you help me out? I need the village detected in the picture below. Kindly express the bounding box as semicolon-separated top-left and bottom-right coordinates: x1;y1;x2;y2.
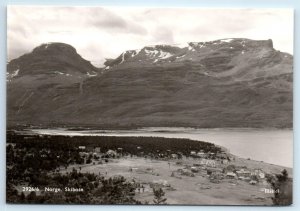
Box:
73;144;267;185
46;144;278;204
6;133;291;205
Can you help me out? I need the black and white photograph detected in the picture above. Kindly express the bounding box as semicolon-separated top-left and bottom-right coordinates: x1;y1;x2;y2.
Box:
6;6;293;205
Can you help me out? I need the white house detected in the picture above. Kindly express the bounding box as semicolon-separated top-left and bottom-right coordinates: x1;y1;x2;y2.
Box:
236;169;251;177
226;172;237;179
78;146;86;150
200;159;216;167
190;151;196;155
251;169;265;179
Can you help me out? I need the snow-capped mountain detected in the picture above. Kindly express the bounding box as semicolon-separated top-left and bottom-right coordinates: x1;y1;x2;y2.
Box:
103;38;292;82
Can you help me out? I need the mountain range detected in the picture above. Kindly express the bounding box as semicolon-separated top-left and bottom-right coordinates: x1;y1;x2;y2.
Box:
7;38;293;128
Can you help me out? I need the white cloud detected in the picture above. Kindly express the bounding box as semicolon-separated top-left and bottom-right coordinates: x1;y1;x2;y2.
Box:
7;6;294;67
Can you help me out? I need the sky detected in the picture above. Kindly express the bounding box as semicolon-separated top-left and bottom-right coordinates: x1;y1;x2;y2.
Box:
7;6;294;67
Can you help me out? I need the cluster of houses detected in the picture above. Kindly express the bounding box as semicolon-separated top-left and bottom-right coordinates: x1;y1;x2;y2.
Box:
224;168;265;184
194;161;266;185
75;145;267;186
166;150;267;186
78;146;122;163
190;150;230;160
174;162;267;186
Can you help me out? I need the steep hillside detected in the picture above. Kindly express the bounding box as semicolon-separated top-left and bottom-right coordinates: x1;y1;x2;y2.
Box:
7;39;293;128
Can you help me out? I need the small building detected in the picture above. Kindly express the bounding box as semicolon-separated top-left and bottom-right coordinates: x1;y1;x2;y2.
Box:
226;172;237;179
238;176;245;180
244;177;251;182
190;151;196;155
171;154;178;159
129;167;138;172
197;152;206;158
200;159;216;167
259;172;265;179
177;168;188;174
236;169;251;177
78;146;86;150
249;180;257;185
152;179;170;187
251;169;265;179
191;166;199;173
216;154;228;161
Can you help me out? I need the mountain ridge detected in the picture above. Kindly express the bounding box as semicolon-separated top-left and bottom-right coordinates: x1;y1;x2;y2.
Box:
7;38;293;128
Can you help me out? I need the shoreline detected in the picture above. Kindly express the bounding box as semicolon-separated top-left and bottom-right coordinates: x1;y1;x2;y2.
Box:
11;127;293;169
7;125;293;132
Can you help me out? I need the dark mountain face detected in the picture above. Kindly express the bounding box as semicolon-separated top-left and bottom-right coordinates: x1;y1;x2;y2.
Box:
7;42;99;80
7;39;293;128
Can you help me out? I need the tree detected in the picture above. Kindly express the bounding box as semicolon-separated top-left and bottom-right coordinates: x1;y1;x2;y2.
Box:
266;169;292;205
20;192;25;201
153;188;167;204
26;191;37;202
93;176;139;204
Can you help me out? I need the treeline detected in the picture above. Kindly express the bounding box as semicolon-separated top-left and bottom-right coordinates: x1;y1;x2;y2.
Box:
7;131;222;156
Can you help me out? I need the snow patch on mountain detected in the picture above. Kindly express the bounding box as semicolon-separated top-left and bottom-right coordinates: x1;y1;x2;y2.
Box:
188;46;195;51
159;51;173;59
176;55;186;59
7;69;20;82
144;49;173;60
11;69;19;77
133;49;141;56
220;38;234;43
54;71;71;77
145;49;160;58
120;52;125;64
87;72;97;77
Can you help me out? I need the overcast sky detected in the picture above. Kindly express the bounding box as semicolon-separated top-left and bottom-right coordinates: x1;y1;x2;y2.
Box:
7;6;293;67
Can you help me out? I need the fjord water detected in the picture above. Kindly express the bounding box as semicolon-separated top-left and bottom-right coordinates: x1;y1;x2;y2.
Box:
31;128;293;168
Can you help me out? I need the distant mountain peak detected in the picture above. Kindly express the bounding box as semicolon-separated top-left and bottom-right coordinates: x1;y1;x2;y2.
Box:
33;42;78;54
7;42;99;80
29;42;80;61
103;38;276;70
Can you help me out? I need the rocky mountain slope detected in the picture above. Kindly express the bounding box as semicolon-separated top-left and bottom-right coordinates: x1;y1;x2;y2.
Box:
7;39;293;128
